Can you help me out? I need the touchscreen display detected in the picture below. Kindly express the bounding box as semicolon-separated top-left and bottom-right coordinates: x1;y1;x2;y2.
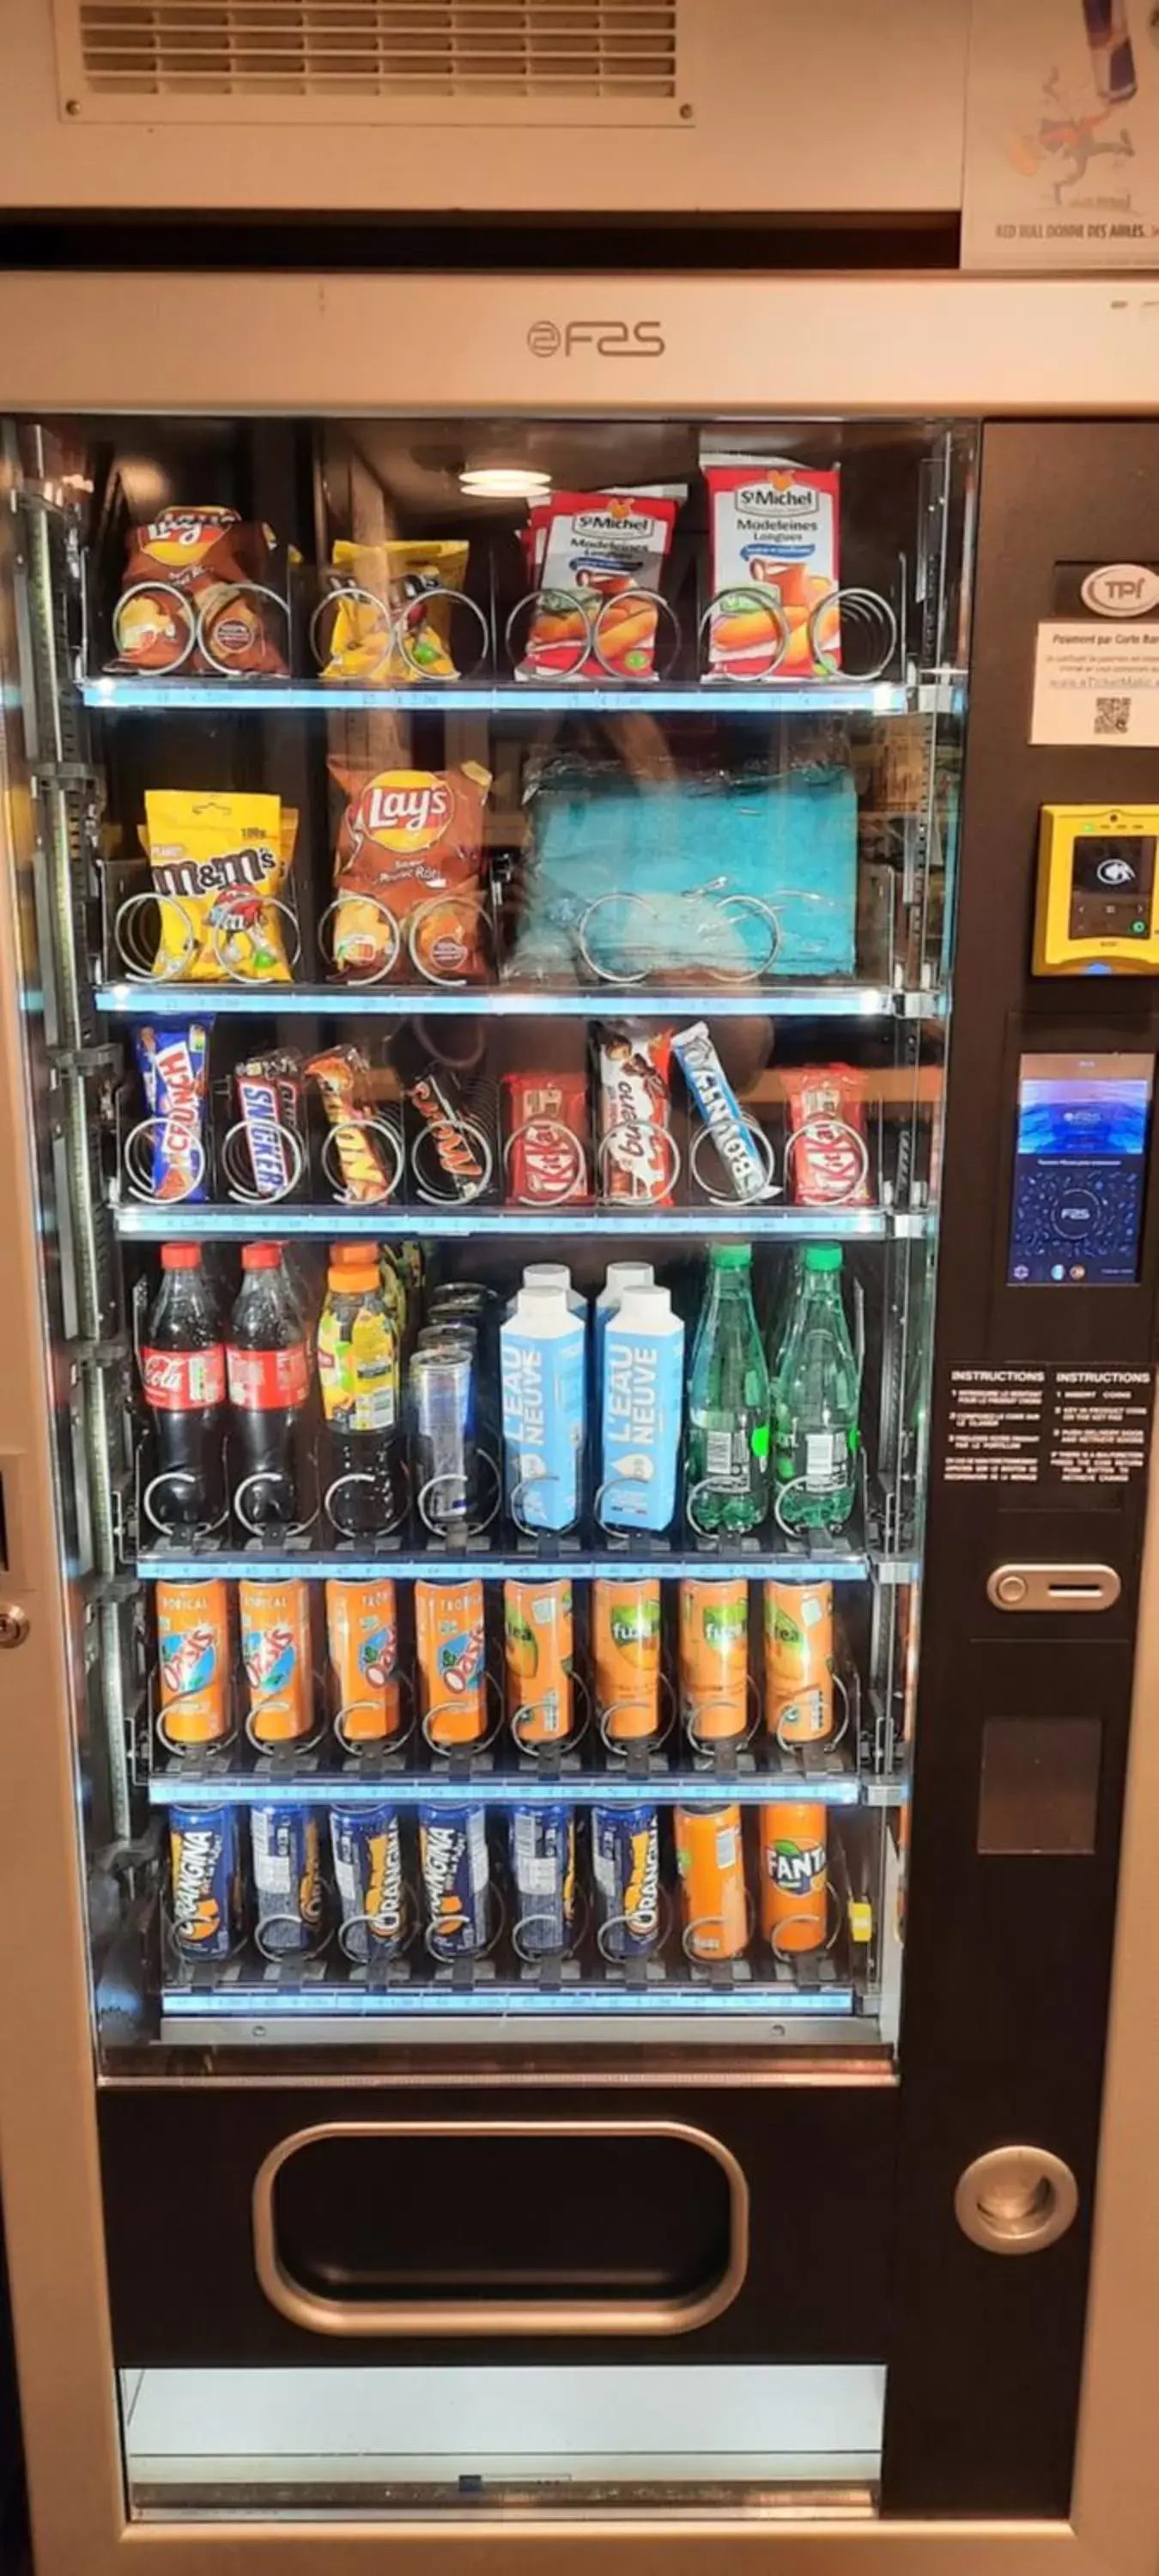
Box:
1008;1052;1153;1285
1067;835;1155;942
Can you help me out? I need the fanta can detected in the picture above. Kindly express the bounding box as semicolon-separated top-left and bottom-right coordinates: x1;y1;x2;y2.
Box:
675;1803;749;1960
416;1578;487;1749
759;1801;828;1955
763;1582;834;1745
168;1805;244;1959
240;1577;314;1745
326;1577;401;1747
593;1578;661;1745
156;1578;231;1747
679;1578;749;1747
504;1578;573;1748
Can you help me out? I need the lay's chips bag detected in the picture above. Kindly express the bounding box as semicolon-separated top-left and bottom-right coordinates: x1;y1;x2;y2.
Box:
328;761;491;982
319;539;470;685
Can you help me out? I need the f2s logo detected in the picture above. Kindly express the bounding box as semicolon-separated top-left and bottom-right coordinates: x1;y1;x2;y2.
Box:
528;319;665;359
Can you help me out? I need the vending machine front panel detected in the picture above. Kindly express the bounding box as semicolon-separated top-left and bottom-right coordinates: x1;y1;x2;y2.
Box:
0;276;1156;2566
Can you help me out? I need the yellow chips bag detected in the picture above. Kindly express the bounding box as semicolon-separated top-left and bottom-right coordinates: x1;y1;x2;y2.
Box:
319;539;469;684
143;791;296;984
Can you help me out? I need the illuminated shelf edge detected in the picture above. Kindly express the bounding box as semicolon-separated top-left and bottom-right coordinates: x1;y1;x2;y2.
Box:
136;1550;913;1583
82;675;913;718
93;981;936;1023
145;1771;883;1810
113;1203;925;1243
158;1980;859;2018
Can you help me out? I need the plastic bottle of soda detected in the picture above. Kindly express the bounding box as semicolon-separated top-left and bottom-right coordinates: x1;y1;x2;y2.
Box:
317;1256;403;1536
771;1245;860;1532
139;1243;226;1533
226;1242;312;1534
683;1243;770;1535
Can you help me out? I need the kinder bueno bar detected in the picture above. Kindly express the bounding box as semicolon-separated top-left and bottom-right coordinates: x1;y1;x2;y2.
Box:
136;1021;209;1202
784;1065;871;1207
596;1025;675;1205
673;1020;773;1203
704;457;840;683
503;1070;591;1206
235;1051;303;1200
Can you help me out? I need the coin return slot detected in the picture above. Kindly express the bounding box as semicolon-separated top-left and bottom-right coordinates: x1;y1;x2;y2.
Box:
976;2175;1054;2234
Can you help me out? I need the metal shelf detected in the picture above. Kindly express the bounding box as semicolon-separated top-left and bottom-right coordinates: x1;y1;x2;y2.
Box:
114;1200;929;1244
137;1545;910;1583
146;1768;898;1810
94;977;931;1023
83;675;915;719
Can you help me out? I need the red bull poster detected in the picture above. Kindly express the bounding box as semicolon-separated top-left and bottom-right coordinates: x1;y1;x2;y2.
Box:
964;0;1159;265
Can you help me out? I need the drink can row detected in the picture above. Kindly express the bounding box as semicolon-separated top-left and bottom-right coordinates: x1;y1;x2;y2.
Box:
157;1575;840;1759
168;1795;833;1967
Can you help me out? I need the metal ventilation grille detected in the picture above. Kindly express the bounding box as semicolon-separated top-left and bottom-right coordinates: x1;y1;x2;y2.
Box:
75;0;677;99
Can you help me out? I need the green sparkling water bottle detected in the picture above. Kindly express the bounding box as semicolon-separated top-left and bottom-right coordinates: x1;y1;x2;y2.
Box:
684;1244;771;1534
771;1245;860;1532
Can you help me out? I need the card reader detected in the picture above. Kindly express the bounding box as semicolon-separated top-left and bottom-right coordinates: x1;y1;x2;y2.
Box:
1034;803;1159;974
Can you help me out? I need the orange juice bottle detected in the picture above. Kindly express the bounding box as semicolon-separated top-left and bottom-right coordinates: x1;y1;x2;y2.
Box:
239;1577;314;1744
504;1578;573;1748
759;1801;828;1955
675;1804;749;1960
679;1577;749;1747
762;1581;834;1745
593;1577;661;1744
416;1577;487;1749
156;1578;231;1747
326;1577;401;1747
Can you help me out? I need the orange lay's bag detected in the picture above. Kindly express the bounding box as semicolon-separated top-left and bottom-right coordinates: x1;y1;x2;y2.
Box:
704;459;840;683
328;761;491;983
517;487;683;683
112;507;289;677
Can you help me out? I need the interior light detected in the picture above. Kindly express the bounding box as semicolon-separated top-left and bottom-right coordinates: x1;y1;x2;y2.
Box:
458;466;552;501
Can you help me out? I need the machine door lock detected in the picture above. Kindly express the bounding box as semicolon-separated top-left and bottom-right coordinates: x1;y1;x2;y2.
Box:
986;1562;1121;1613
956;2148;1079;2256
0;1604;30;1649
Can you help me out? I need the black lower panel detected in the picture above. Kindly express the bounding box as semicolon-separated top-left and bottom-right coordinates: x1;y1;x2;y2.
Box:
99;2081;895;2368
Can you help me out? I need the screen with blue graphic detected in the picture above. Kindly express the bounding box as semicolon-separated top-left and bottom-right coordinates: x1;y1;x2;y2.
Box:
1009;1053;1153;1285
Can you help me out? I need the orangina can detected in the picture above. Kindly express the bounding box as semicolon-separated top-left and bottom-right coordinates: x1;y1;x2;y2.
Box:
593;1577;662;1745
759;1801;828;1955
679;1578;749;1747
326;1577;402;1747
762;1581;834;1746
240;1577;314;1745
156;1577;231;1748
416;1577;487;1749
504;1578;573;1749
675;1804;749;1960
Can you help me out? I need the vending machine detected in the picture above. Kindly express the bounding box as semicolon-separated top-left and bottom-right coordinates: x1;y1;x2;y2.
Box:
0;270;1158;2574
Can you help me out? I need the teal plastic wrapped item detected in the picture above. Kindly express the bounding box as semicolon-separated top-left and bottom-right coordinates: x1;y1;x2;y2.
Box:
508;758;859;984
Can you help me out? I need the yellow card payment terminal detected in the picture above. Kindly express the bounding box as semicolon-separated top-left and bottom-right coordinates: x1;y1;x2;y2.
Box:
1034;804;1159;975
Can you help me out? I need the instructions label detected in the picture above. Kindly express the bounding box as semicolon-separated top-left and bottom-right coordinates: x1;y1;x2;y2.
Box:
1031;622;1159;746
945;1366;1152;1488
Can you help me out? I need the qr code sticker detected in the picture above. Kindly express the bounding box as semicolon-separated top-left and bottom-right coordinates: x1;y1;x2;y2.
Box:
1095;695;1132;736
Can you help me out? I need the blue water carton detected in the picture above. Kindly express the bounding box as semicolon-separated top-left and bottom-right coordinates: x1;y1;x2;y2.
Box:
501;1282;587;1534
600;1285;685;1534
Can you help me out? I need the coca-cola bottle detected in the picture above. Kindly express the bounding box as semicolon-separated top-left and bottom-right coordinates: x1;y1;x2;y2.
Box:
139;1244;226;1534
226;1242;312;1534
